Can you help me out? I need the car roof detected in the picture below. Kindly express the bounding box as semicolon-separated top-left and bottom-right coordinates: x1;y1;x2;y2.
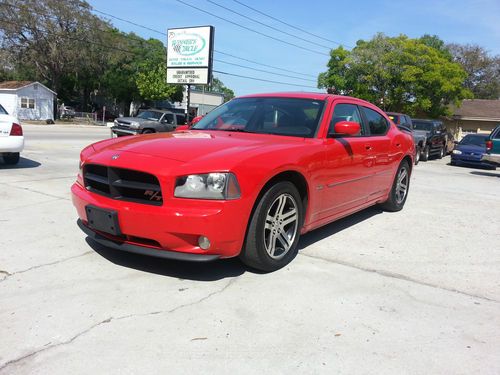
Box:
236;92;381;108
386;112;406;116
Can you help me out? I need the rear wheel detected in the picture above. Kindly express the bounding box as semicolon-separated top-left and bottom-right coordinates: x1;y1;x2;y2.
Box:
380;160;410;212
142;129;154;134
3;152;20;165
240;181;303;272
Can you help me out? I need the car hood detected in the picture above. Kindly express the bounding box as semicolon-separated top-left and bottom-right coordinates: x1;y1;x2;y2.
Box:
456;144;486;153
116;117;157;125
92;130;306;163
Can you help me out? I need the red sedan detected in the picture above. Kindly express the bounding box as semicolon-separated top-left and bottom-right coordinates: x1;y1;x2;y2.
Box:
72;93;414;271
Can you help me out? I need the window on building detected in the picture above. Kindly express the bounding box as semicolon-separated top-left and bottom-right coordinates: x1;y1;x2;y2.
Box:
21;98;35;109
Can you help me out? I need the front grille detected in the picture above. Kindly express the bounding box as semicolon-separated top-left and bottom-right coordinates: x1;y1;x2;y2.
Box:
83;164;163;206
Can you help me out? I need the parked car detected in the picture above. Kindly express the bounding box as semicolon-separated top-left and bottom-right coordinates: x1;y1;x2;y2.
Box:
411;119;449;161
111;109;185;137
386;112;425;164
72;93;414;272
0;103;24;165
451;133;496;169
481;125;500;166
60;105;76;119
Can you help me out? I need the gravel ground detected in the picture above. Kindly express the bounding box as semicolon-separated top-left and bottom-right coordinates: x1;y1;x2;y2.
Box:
1;125;499;374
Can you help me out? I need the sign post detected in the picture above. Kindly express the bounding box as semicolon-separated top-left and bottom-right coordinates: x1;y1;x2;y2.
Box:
166;26;215;121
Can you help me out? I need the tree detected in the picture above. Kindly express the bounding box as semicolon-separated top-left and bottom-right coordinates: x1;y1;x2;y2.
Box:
0;0;109;95
318;33;472;117
447;43;500;99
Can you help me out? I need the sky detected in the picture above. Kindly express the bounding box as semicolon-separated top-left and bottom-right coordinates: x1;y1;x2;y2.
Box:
87;0;500;96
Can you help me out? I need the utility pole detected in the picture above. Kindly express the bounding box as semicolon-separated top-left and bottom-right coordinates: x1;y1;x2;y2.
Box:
186;84;191;124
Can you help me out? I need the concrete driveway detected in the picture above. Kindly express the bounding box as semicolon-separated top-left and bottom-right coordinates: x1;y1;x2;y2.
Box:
1;125;499;374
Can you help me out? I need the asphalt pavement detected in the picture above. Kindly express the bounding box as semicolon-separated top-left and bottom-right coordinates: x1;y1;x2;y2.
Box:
1;124;499;374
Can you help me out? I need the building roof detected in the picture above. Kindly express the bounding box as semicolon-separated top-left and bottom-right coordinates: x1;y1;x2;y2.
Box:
451;99;500;121
0;80;56;95
0;81;34;89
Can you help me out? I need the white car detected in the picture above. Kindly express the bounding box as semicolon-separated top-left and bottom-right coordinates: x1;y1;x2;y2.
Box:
0;103;24;165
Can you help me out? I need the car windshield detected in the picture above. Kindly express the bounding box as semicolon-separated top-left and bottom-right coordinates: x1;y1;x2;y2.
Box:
137;111;162;121
388;115;399;123
412;121;433;131
460;135;487;147
191;97;325;138
0;104;7;115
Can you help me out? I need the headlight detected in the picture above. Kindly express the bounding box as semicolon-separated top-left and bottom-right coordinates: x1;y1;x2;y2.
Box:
130;122;140;129
452;150;462;155
174;173;241;200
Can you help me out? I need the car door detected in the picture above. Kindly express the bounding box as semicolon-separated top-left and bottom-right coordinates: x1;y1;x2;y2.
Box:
359;106;395;199
318;101;375;221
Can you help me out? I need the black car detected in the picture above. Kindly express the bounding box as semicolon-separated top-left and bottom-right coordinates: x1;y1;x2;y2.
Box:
411;119;449;161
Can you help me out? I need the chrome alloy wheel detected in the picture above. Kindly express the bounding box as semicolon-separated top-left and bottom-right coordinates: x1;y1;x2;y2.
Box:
395;167;409;204
264;193;299;260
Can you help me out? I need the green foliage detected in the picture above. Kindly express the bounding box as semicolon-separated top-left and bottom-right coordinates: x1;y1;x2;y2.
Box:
318;33;473;117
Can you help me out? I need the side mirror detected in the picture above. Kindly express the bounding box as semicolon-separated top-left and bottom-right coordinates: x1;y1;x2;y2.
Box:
176;125;190;131
333;121;361;136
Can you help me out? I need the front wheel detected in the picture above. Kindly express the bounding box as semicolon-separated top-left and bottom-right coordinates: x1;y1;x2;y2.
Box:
438;146;445;159
380;160;410;212
240;181;303;272
3;152;20;165
414;146;421;165
421;146;430;161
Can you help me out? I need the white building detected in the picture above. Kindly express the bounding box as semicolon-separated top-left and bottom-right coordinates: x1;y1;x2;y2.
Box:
0;81;56;121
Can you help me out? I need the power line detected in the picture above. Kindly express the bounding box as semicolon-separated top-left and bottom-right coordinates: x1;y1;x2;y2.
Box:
214;51;316;78
214;70;318;89
215;59;316;82
175;0;329;56
89;7;322;78
231;0;352;48
206;0;331;50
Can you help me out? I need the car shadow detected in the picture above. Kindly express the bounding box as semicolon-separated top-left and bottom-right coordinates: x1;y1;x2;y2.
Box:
298;206;383;250
470;171;499;178
0;157;41;169
86;238;248;281
85;206;383;281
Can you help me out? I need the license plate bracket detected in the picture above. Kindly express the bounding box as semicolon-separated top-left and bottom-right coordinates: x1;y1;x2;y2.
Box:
85;205;121;236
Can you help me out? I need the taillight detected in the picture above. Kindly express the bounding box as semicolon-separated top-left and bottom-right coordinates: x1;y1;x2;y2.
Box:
10;123;23;136
486;140;492;151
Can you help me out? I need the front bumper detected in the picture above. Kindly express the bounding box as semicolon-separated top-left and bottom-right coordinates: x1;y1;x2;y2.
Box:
77;219;219;262
111;126;139;136
0;136;24;153
451;154;496;168
71;182;248;260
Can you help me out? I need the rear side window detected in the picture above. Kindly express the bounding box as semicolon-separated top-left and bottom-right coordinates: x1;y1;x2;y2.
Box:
176;114;186;125
361;107;388;135
329;103;364;136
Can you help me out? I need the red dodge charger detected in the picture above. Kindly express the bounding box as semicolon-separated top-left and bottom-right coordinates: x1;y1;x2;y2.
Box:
72;93;414;271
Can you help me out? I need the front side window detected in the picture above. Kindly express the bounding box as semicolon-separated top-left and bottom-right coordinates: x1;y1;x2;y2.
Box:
162;113;174;124
192;97;325;138
0;104;7;115
328;103;364;136
21;98;35;109
361;106;388;135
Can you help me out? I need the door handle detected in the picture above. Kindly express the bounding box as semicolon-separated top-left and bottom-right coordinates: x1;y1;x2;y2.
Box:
365;144;372;150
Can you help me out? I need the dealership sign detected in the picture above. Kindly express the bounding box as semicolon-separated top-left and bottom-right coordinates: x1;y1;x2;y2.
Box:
167;26;214;85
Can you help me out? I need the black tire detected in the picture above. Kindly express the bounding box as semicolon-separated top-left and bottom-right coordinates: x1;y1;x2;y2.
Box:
414;146;421;165
380;160;410;212
421;145;430;161
240;181;303;272
3;152;20;165
437;145;445;159
142;129;154;134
